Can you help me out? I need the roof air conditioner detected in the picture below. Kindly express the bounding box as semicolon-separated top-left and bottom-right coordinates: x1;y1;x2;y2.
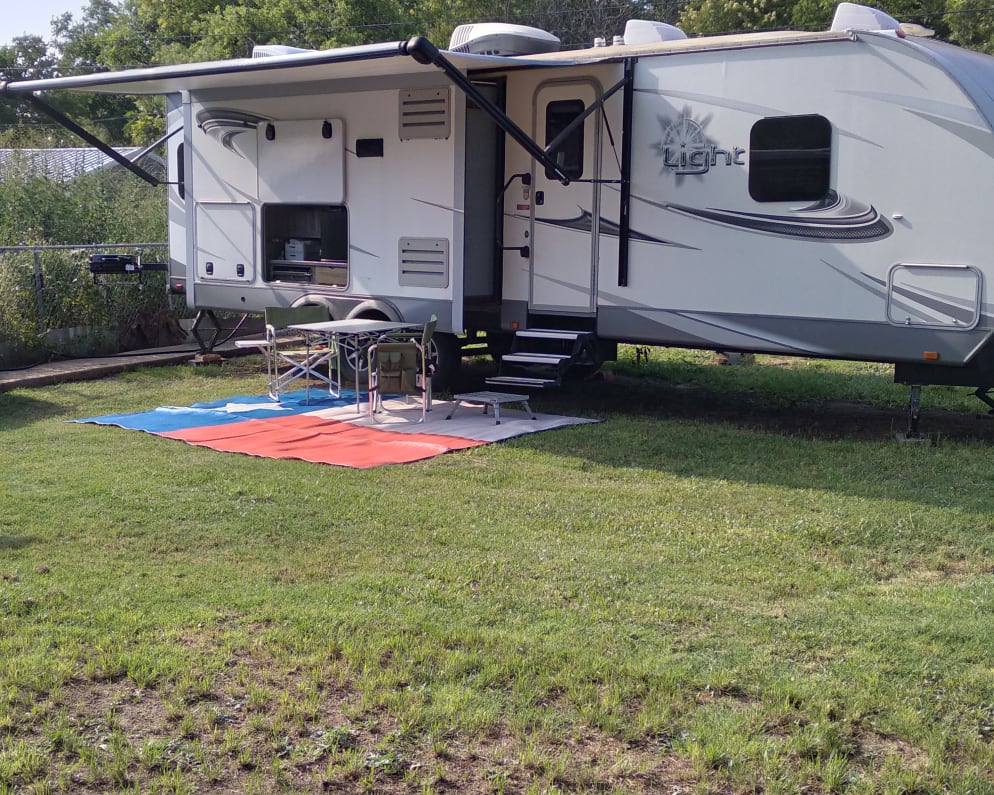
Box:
251;45;316;58
448;23;560;56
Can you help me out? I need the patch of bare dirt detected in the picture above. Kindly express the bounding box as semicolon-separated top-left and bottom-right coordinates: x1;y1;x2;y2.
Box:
43;660;713;794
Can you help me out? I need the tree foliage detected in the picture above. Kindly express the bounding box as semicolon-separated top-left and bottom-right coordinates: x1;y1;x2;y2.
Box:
3;0;994;145
678;0;953;36
0;161;169;361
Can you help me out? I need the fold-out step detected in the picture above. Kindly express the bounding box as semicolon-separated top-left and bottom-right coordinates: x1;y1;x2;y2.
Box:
489;327;600;389
500;352;572;365
514;329;587;341
485;375;560;388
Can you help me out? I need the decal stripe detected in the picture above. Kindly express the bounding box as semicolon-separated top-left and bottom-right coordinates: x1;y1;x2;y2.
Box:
662;202;892;241
534;209;698;249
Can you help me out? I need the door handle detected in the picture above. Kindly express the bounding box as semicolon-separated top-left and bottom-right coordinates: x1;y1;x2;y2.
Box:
502;245;530;259
535;190;545;206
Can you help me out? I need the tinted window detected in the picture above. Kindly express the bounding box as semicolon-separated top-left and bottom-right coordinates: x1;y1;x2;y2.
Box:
177;142;185;199
749;115;831;202
545;99;585;181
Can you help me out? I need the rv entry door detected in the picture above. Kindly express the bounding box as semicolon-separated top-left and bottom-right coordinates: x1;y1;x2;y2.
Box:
530;81;600;315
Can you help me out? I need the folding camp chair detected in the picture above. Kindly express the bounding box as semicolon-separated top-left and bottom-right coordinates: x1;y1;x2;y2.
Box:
234;305;339;401
366;317;435;423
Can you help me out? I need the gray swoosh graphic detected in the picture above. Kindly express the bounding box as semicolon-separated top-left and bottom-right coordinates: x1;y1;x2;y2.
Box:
535;208;699;249
662;202;892;241
905;110;994;159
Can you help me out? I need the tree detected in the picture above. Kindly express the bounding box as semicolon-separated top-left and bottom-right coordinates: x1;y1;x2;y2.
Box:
679;0;797;35
945;0;994;53
515;0;663;48
0;1;142;147
127;0;415;62
0;36;64;146
679;0;951;37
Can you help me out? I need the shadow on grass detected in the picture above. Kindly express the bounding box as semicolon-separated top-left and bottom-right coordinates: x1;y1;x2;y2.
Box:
452;360;994;445
0;392;66;430
0;534;36;551
451;363;994;518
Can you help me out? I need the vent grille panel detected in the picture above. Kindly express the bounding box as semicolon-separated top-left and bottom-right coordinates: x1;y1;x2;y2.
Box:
399;238;449;288
399;89;450;140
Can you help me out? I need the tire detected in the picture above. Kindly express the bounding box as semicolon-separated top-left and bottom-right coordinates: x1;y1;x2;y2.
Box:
338;327;460;391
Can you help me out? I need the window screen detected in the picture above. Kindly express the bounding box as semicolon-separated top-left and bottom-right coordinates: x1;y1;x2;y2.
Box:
545;99;585;181
749;115;831;203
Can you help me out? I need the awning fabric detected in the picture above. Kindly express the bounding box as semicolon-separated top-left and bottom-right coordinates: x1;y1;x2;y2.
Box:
1;42;561;97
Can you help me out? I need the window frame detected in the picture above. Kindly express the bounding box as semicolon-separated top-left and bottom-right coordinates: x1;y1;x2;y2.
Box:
748;114;832;203
544;98;586;182
262;203;349;288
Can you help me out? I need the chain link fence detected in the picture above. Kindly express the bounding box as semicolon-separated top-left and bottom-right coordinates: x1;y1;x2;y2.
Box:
0;243;191;367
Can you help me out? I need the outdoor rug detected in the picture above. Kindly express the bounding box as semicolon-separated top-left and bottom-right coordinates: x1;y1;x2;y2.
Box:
73;390;596;468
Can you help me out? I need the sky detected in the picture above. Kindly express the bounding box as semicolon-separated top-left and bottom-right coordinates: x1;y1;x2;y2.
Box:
1;0;90;46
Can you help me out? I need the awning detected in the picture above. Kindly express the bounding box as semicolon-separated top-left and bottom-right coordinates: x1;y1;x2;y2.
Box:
0;40;559;97
0;36;596;183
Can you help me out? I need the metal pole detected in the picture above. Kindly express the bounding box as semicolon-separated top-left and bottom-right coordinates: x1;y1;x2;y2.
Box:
32;249;46;332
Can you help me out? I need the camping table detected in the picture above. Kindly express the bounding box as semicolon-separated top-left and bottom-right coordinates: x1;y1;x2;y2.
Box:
289;318;420;413
446;390;536;425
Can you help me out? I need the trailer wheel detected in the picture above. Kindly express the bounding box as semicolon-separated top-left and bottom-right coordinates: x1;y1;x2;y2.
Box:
337;325;459;391
338;332;381;386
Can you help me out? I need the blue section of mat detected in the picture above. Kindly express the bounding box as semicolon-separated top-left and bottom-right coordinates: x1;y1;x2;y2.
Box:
73;390;357;433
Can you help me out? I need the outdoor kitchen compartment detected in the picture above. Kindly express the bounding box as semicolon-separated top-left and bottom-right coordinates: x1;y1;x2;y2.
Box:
263;204;348;286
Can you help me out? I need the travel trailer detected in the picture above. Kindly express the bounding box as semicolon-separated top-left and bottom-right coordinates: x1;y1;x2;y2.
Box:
6;2;994;417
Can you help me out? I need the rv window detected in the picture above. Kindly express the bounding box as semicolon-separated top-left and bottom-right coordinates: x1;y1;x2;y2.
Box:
545;99;585;181
262;204;349;288
176;143;186;199
748;115;831;203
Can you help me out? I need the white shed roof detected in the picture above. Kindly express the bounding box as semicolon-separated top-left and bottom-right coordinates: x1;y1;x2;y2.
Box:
0;148;165;181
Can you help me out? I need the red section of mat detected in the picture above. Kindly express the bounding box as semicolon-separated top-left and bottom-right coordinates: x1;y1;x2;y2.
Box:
160;413;486;468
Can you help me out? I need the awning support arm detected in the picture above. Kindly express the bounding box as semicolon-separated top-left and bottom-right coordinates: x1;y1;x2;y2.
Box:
403;36;571;184
618;58;635;287
16;92;162;186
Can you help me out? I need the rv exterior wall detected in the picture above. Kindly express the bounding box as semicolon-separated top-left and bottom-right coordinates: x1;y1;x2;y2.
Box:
490;33;994;368
499;64;623;318
612;33;994;364
182;76;463;332
168;17;994;378
165;93;187;300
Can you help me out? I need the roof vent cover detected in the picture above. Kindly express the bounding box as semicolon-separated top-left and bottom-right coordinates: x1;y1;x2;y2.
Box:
622;19;688;45
830;3;901;32
448;23;560;56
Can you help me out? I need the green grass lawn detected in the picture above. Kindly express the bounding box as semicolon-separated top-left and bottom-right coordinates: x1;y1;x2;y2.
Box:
1;350;993;793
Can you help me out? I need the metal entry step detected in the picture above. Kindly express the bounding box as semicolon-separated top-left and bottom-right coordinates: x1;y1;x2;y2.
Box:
486;328;598;389
499;352;572;366
485;375;560;389
514;329;586;341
